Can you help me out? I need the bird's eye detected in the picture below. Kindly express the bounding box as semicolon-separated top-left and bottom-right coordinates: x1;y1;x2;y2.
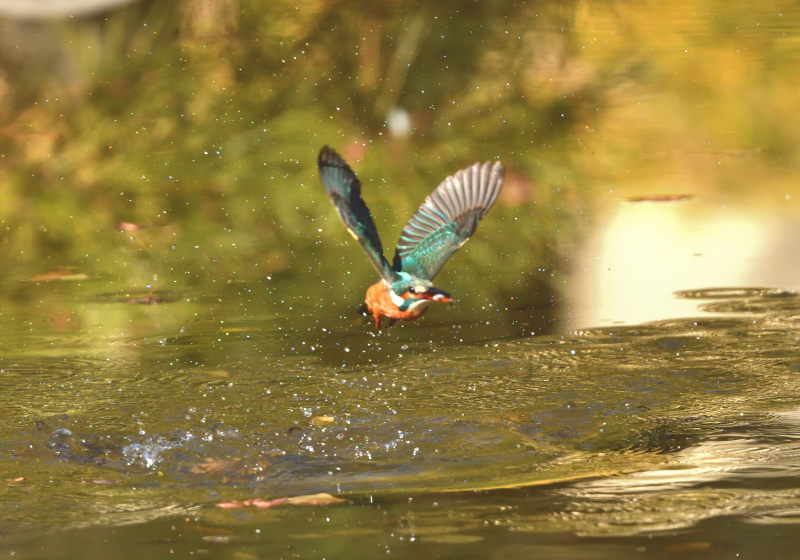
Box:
408;286;417;294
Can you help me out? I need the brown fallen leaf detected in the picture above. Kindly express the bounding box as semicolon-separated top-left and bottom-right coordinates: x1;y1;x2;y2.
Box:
216;493;345;509
626;194;695;203
24;270;90;283
665;541;713;553
311;416;335;426
117;222;143;232
216;497;287;509
285;493;346;506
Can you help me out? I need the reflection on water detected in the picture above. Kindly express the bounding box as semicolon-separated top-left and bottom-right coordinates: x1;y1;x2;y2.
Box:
569;197;799;327
563;413;800;536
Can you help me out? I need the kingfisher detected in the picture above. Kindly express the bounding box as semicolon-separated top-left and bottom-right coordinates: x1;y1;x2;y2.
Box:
318;146;505;329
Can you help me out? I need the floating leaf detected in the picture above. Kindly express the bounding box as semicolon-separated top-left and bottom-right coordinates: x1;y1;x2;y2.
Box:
285;493;346;506
24;270;89;283
216;497;287;509
216;493;345;509
117;222;143;232
625;194;694;203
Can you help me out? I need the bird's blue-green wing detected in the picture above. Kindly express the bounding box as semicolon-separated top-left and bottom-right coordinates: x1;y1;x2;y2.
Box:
393;161;505;280
318;146;396;282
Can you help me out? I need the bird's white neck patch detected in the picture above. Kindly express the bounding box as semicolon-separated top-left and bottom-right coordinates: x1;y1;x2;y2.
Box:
404;298;431;312
386;283;431;312
383;280;403;307
388;288;405;307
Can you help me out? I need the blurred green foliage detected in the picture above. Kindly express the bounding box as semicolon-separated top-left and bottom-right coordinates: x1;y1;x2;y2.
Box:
1;0;799;312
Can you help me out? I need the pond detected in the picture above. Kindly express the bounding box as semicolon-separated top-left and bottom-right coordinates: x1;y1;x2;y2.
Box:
2;1;800;558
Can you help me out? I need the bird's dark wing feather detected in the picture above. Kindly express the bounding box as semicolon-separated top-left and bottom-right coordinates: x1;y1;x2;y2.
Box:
393;161;505;280
318;146;396;281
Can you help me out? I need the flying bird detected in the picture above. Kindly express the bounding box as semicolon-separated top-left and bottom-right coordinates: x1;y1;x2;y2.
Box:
318;146;505;329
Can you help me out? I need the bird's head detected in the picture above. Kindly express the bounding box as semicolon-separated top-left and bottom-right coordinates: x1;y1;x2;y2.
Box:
390;274;452;312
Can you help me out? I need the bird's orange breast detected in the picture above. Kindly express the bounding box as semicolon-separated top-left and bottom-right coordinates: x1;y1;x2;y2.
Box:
365;281;429;329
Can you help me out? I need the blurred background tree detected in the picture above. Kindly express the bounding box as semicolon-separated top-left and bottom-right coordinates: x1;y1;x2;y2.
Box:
2;0;798;323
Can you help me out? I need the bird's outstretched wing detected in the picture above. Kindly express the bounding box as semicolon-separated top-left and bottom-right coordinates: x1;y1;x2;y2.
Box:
318;146;396;281
392;161;505;280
